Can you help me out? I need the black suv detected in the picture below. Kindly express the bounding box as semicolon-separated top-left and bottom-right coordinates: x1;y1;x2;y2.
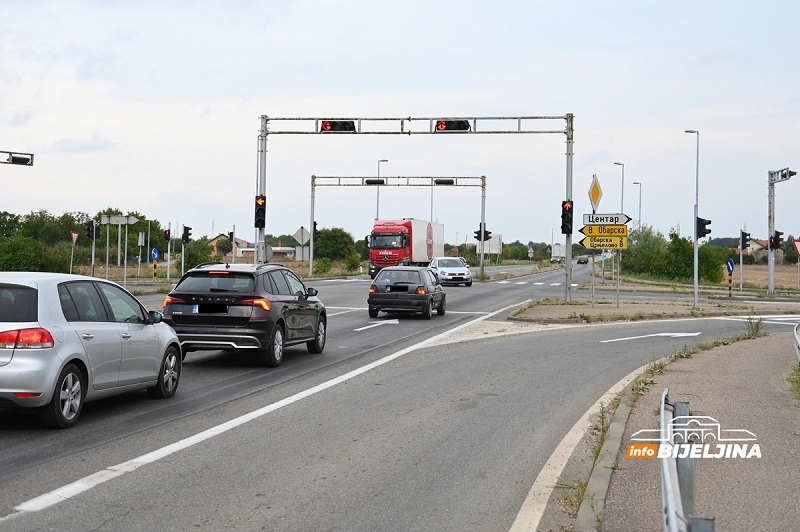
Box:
162;263;326;367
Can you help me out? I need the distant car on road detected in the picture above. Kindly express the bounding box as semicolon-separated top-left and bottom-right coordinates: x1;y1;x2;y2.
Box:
0;272;181;428
577;255;589;264
162;263;326;367
367;266;445;319
429;257;473;286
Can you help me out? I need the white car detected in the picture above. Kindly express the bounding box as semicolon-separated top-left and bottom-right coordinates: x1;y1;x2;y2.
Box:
0;272;182;428
429;257;473;286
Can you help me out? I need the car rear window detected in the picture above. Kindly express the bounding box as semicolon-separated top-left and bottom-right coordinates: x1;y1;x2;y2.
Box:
0;285;38;322
375;270;421;284
175;273;255;292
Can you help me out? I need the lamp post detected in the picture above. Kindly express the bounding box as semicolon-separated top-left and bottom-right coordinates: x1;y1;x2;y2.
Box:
613;162;624;212
685;129;700;309
376;159;388;219
632;181;642;227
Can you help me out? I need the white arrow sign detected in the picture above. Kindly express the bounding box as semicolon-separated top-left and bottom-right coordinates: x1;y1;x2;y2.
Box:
354;319;399;331
600;332;702;343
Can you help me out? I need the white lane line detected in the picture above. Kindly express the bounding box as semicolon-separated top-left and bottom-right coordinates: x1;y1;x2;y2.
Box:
2;298;531;522
601;332;702;343
354;319;399;331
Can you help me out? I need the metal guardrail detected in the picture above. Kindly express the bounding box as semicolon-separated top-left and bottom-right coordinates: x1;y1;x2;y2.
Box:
794;323;800;366
660;389;715;532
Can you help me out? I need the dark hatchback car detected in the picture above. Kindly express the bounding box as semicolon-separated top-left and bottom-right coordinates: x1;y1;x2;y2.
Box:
367;266;445;319
162;263;326;367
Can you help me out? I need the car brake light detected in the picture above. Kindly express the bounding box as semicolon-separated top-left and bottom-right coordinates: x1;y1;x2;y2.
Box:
369;286;378;294
242;298;271;312
162;295;183;307
415;286;427;295
13;392;42;399
0;328;55;349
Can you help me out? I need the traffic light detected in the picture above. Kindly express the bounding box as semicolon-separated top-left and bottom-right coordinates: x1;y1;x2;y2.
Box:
94;224;101;240
85;221;94;239
474;227;482;241
182;226;192;244
482;226;492;241
313;221;320;242
560;200;574;235
227;231;234;242
164;229;171;240
474;223;491;241
696;217;711;238
740;230;750;251
254;195;266;228
781;168;797;180
769;230;784;250
435;120;471;132
320;120;356;132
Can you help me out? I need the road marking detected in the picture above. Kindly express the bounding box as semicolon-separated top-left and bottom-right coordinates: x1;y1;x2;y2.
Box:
354;319;399;331
0;299;532;522
600;332;702;343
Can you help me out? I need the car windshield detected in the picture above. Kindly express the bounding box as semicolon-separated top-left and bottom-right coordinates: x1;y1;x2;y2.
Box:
438;259;464;268
175;273;255;292
371;234;403;249
376;270;420;284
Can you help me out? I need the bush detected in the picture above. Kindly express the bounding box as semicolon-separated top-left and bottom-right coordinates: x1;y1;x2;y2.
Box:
315;257;332;274
344;253;361;272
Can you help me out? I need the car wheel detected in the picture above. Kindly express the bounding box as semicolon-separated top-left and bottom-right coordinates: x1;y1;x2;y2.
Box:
368;305;379;318
437;295;446;316
38;363;85;429
307;316;327;354
422;298;433;320
260;324;285;367
147;346;181;399
465;281;473;287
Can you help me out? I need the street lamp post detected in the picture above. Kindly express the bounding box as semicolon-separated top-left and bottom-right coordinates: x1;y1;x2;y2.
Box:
685;130;700;309
614;162;624;213
376;159;388;219
632;181;642;227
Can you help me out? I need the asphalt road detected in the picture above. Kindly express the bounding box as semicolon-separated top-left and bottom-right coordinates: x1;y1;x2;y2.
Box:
2;266;797;531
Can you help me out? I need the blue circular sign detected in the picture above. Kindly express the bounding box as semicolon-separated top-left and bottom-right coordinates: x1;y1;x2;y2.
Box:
152;248;159;261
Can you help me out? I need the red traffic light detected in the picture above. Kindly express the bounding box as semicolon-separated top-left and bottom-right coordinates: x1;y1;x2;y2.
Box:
164;229;171;239
320;120;356;132
435;120;471;132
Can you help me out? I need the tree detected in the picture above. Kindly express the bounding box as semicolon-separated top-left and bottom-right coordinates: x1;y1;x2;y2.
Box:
0;211;21;238
621;225;668;276
314;227;357;262
0;235;44;271
182;237;214;270
216;238;233;257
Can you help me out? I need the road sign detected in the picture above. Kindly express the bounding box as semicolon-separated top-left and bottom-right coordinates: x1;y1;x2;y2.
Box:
726;259;735;274
794;239;800;255
152;248;159;261
70;231;79;246
101;215;139;225
579;224;628;237
588;174;602;213
294;226;310;245
579;236;628;250
583;213;632;225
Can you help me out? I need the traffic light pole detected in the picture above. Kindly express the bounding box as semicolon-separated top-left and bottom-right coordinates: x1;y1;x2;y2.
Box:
767;168;795;294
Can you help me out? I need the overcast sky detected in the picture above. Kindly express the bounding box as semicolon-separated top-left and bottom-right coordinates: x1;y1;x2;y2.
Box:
2;1;799;249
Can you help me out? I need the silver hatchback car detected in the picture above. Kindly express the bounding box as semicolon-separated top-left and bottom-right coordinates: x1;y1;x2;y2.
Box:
0;272;182;428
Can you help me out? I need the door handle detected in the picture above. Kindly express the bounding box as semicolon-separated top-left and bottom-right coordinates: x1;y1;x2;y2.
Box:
121;333;131;339
81;334;94;340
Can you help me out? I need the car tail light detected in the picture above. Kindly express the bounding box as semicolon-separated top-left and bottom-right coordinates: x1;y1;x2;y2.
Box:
369;285;378;294
415;286;427;295
162;295;184;307
241;298;271;312
13;392;42;399
0;328;54;349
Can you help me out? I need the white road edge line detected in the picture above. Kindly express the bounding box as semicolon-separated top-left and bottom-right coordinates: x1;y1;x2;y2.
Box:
2;298;532;522
509;365;644;532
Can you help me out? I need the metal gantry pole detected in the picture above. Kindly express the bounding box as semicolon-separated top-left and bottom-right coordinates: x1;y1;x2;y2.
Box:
480;176;486;278
256;116;268;264
565;113;574;303
768;172;776;294
310;176;316;277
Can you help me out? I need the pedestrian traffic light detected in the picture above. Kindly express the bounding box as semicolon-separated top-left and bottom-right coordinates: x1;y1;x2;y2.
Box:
696;217;711;238
320;120;356;132
561;200;574;235
182;226;192;244
85;221;94;239
435;120;471;132
254;194;266;228
769;230;784;250
164;229;171;240
313;221;320;242
740;230;750;251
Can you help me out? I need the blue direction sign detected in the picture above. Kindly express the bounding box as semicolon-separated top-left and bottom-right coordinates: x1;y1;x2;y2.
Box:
726;258;734;275
152;248;159;261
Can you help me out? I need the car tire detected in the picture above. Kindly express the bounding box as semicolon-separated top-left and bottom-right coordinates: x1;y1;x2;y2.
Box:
437;296;446;316
147;346;181;399
307;316;327;354
260;324;284;367
465;281;473;287
38;363;85;429
368;305;379;318
422;298;433;320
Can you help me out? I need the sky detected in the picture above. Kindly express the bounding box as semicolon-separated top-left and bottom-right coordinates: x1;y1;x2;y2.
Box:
2;1;800;249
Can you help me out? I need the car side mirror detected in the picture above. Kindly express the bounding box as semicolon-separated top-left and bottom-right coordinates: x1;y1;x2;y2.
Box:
306;287;318;297
149;310;164;324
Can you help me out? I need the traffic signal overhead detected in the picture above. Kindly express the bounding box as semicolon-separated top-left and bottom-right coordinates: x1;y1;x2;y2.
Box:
182;226;192;244
560;200;574;235
696;217;711;239
320;120;356;133
254;195;266;229
435;120;471;132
